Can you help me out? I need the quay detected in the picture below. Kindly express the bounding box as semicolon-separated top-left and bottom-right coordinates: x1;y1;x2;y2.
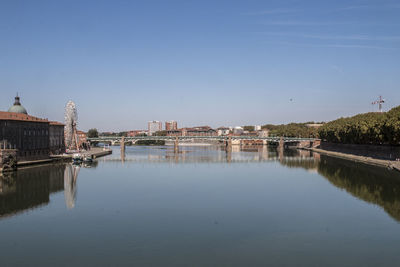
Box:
17;147;112;168
50;147;113;161
303;147;400;172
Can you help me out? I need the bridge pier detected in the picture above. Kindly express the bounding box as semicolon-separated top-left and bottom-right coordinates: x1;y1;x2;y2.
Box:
279;137;284;149
121;136;125;156
174;136;179;153
225;136;232;152
259;145;268;160
312;139;321;148
278;137;284;162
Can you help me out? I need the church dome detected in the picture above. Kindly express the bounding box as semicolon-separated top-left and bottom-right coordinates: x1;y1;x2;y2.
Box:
8;95;28;114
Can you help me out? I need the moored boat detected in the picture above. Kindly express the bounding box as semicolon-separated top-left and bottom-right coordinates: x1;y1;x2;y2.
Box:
72;153;83;163
83;154;93;163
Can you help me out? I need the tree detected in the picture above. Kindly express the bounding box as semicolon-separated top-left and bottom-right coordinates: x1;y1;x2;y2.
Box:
118;131;128;137
261;123;318;138
87;128;99;138
243;126;255;132
154;130;167;136
318;105;400;145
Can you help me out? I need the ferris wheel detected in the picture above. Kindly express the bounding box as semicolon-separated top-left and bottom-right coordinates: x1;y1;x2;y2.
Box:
64;101;79;150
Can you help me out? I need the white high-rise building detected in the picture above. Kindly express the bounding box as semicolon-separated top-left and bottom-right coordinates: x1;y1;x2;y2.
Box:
148;121;162;136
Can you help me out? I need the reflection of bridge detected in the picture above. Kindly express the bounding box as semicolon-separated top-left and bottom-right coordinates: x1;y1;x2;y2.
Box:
88;136;319;147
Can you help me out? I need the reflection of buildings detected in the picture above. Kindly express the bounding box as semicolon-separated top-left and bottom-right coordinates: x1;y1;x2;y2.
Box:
0;163;84;217
0;164;66;217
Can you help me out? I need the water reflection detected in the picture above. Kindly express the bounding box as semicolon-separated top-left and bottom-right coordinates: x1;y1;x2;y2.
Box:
0;164;65;218
1;146;400;224
0;161;97;217
317;155;400;222
105;145;316;164
64;164;80;209
107;145;400;222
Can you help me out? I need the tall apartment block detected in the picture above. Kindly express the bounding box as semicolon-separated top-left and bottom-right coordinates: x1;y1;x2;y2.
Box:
148;121;162;136
165;120;178;131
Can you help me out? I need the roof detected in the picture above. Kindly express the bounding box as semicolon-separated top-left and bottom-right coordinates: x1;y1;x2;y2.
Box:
49;121;65;126
8;105;27;114
0;111;48;123
7;95;28;115
183;127;216;132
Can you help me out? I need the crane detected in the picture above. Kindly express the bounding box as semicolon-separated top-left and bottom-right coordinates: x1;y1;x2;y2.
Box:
372;96;385;113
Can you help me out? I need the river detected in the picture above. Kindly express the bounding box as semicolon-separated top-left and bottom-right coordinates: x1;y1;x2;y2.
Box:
1;145;400;266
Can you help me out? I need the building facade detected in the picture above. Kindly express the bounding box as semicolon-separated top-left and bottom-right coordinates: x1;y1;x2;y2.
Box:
182;126;217;137
77;131;87;148
49;121;65;155
0;111;50;160
148;121;162;136
217;127;230;136
0;96;64;161
127;130;147;137
165;121;178;131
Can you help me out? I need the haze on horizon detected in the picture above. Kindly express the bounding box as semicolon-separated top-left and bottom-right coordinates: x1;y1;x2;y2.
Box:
0;0;399;132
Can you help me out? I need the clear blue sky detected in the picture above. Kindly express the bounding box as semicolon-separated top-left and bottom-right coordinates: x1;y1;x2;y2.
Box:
1;0;399;131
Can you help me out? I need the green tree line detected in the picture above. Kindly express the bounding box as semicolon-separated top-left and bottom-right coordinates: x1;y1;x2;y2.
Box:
261;123;319;138
318;106;400;145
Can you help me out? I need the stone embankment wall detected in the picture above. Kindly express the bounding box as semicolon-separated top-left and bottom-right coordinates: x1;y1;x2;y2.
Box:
319;142;400;161
0;149;18;173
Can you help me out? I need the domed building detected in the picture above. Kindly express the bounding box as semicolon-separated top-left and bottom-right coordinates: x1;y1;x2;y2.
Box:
8;95;28;114
0;95;65;164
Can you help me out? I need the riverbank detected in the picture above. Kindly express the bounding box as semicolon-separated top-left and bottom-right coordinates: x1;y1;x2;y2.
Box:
304;147;400;172
17;147;112;167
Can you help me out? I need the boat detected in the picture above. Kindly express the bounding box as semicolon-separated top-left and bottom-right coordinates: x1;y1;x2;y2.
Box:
72;153;83;164
83;154;93;163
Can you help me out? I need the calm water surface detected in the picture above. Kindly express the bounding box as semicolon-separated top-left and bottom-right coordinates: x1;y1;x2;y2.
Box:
1;145;400;266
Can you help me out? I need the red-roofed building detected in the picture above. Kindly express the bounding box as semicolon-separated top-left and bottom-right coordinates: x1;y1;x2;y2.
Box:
0;95;65;161
127;130;147;137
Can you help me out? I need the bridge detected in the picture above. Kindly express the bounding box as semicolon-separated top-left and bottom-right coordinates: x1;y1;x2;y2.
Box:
87;136;320;151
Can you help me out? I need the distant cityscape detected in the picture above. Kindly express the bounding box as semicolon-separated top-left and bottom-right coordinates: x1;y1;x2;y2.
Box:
100;120;323;138
0;94;324;168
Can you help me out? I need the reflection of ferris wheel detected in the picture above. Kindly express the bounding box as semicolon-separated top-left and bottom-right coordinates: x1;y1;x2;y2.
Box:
64;164;79;209
65;101;79;150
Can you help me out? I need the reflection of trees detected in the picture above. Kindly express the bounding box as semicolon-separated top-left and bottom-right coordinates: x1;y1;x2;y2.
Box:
317;155;400;222
277;149;320;170
274;150;400;222
0;164;66;218
279;157;320;170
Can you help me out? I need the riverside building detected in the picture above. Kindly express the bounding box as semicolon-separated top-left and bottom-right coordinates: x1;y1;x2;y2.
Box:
0;95;64;161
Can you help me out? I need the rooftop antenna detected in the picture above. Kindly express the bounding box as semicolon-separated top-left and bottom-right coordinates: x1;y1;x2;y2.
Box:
372;96;385;113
